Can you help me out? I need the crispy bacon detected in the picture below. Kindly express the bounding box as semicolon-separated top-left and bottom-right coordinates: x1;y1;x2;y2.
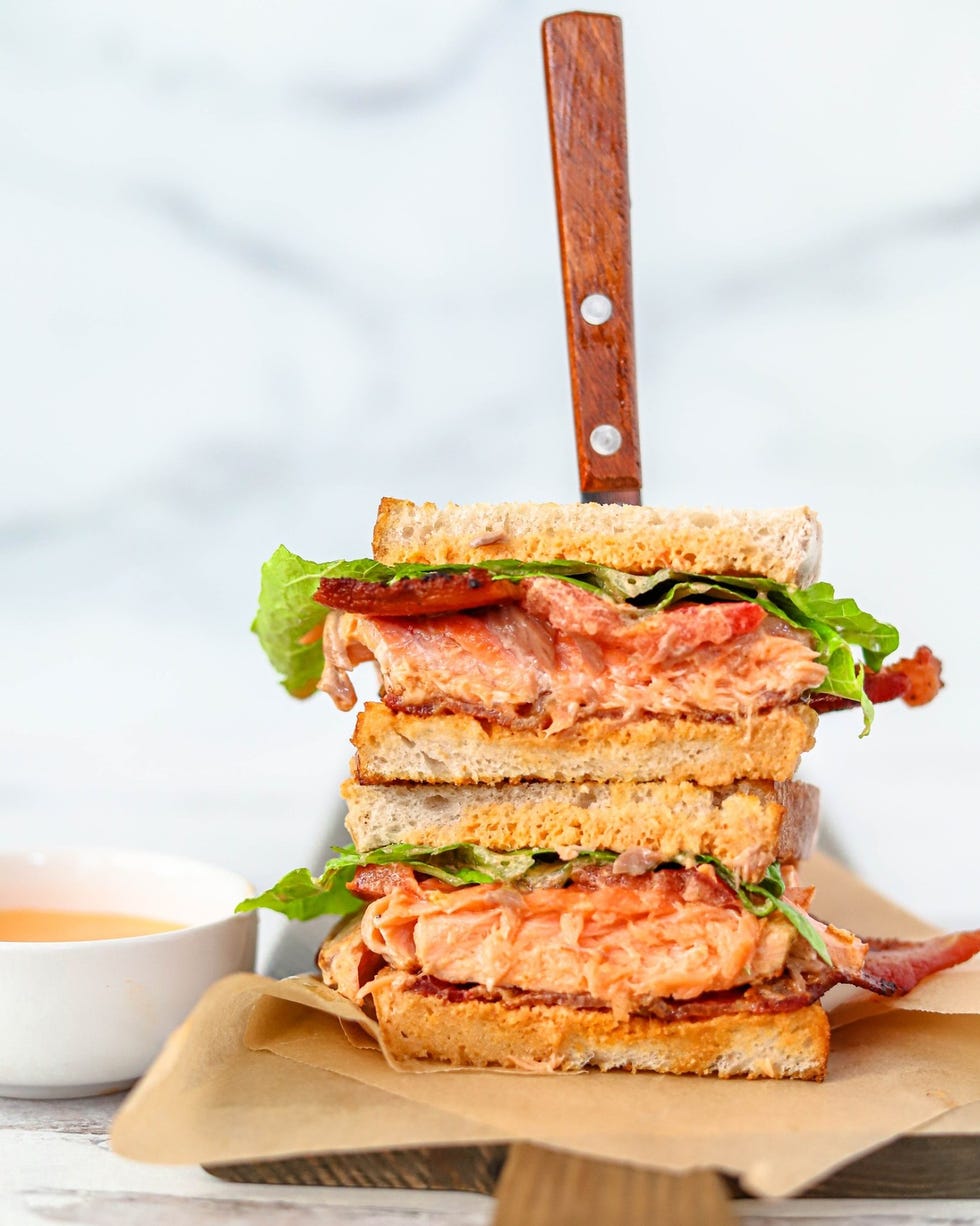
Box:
862;668;912;706
356;947;386;989
569;861;738;910
347;862;418;902
892;646;945;707
405;973;826;1021
844;930;980;995
315;569;523;617
349;859;741;907
809;646;942;714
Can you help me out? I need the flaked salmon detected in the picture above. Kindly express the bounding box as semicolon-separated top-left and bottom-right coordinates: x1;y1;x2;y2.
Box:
321;864;848;1019
321;865;980;1022
318;577;825;728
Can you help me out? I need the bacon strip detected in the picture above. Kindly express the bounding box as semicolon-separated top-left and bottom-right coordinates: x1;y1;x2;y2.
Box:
350;859;742;908
347;862;418;902
843;930;980;995
891;645;945;707
809;646;942;713
569;861;738;908
406;973;824;1021
315;569;522;616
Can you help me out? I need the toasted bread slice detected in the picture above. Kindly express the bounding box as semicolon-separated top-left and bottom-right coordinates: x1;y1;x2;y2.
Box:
352;703;818;786
342;777;819;875
366;973;830;1079
373;499;821;587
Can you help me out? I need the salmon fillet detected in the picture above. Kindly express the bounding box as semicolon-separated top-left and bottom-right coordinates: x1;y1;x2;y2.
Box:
319;577;825;728
319;867;980;1025
321;865;834;1020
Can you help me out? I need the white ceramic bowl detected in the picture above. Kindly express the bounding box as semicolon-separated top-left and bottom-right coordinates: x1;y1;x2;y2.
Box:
0;847;257;1098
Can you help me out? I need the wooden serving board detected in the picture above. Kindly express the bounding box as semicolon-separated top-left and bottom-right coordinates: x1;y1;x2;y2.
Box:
205;1132;980;1200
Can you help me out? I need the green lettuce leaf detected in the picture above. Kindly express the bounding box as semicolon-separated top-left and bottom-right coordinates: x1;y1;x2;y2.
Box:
235;842;617;922
237;842;832;964
698;857;831;965
236;865;366;921
252;546;332;698
253;548;899;731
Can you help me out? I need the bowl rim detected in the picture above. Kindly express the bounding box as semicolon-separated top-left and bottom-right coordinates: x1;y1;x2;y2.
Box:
0;845;257;950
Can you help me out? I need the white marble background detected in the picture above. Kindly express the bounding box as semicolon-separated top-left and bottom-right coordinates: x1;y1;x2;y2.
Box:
3;0;980;936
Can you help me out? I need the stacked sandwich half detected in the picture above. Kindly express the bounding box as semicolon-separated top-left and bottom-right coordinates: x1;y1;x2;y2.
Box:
244;499;972;1081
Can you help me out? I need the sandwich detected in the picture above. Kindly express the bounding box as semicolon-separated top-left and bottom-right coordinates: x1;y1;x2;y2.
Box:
241;500;974;1080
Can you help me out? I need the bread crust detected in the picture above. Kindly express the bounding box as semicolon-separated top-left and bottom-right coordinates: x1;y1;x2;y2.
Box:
352;703;818;787
367;973;830;1079
342;777;818;872
373;499;822;587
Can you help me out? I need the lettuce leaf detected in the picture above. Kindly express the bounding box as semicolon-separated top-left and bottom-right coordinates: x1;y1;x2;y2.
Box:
238;865;365;921
698;857;831;965
252;546;332;698
236;842;831;964
253;548;899;730
235;842;617;921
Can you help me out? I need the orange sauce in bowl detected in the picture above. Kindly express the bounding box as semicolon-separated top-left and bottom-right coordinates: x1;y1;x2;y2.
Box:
0;909;185;942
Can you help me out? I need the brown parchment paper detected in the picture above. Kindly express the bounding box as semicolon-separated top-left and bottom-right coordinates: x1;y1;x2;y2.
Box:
111;854;980;1198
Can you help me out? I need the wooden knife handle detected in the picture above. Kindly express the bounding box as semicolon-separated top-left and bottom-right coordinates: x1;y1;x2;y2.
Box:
543;11;641;503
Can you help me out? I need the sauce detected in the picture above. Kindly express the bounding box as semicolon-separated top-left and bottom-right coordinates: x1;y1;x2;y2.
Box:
0;909;184;942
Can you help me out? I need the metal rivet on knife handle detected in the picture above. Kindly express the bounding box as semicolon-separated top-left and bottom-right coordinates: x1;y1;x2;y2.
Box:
590;424;622;456
580;294;613;325
543;11;642;504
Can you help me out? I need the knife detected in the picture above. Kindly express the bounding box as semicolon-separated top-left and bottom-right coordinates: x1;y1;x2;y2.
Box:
543;11;642;506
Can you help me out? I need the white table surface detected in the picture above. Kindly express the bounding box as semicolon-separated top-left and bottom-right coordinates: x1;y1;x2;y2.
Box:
2;1092;980;1226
